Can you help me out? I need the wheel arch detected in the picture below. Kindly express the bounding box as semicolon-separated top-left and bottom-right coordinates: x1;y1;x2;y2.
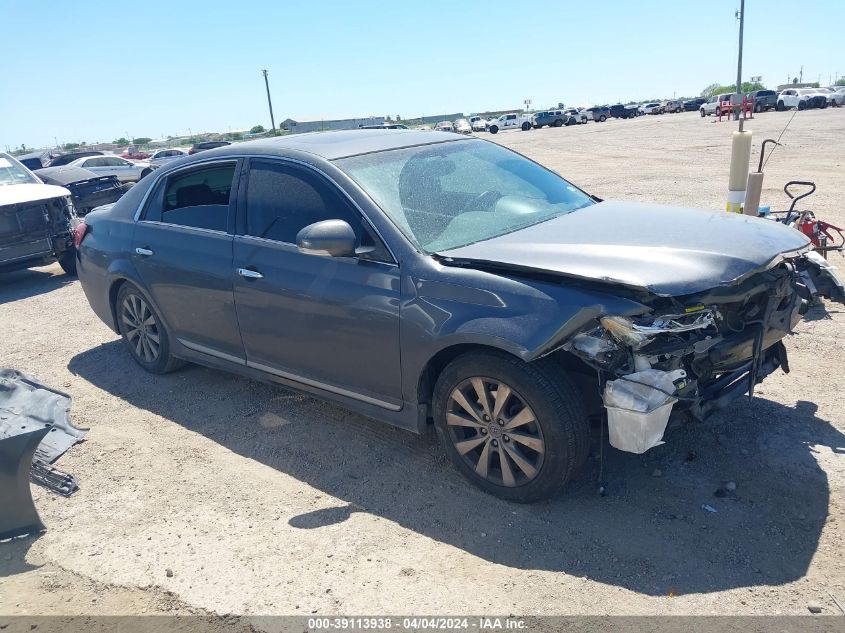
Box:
416;343;523;425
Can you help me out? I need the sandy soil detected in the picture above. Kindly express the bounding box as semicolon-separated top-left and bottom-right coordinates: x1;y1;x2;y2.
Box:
1;108;844;621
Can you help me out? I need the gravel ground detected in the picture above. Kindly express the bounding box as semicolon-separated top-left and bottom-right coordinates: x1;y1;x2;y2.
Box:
1;108;844;621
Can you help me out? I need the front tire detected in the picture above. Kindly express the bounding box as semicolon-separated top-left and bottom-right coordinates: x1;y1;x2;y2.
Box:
433;351;589;503
489;125;498;134
777;101;785;111
116;283;181;374
598;114;607;122
521;122;531;131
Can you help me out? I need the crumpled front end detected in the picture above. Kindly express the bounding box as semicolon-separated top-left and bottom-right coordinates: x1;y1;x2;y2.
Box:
563;251;844;452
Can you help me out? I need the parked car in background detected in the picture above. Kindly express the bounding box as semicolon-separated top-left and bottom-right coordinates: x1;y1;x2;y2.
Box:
121;146;152;160
469;116;488;132
49;150;104;167
812;88;844;107
564;108;588;124
586;106;610;122
777;88;810;111
608;104;634;119
640;102;663;115
624;104;641;117
73;130;845;502
700;93;734;117
746;89;777;112
664;100;683;113
487;113;532;134
0;152;78;275
149;148;189;169
454;119;472;134
532;110;567;128
189;141;232;155
434;121;455;132
16;151;52;171
824;87;845;106
683;97;706;111
67;155;153;183
35;166;127;216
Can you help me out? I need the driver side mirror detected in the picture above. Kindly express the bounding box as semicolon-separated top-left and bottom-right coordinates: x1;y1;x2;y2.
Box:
296;219;357;257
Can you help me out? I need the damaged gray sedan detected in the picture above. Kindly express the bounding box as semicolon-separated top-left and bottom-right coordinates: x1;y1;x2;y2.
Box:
74;130;845;502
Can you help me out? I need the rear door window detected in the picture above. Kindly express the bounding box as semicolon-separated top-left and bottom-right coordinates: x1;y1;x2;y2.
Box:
146;162;236;231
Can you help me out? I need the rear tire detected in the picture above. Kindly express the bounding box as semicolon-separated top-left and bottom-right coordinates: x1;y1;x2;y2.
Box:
115;283;182;374
599;114;607;122
433;351;589;503
521;122;531;131
553;119;563;127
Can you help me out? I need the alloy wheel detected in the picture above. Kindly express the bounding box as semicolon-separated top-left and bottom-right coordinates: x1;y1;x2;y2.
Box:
121;293;161;363
446;377;545;487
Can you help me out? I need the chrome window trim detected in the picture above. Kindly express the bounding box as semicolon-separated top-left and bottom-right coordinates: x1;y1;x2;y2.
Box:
132;155;399;265
136;220;230;237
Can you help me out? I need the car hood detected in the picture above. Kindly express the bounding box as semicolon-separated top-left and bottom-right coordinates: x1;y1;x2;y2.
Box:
0;183;70;206
439;200;811;297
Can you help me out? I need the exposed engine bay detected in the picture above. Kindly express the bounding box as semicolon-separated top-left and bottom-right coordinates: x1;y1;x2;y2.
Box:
562;250;845;452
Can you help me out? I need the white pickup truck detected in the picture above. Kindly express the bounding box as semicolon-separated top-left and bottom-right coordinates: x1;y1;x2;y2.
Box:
487;113;533;134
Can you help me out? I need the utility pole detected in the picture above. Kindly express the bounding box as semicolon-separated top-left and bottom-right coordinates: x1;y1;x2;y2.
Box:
735;0;744;98
262;69;276;132
734;0;745;122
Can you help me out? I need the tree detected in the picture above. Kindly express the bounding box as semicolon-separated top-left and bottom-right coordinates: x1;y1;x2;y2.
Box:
836;78;845;86
62;142;81;150
701;81;764;98
250;125;265;134
113;137;129;146
133;137;152;145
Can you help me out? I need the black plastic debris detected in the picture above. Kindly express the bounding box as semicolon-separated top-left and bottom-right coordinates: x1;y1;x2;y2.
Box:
0;369;88;537
0;427;48;539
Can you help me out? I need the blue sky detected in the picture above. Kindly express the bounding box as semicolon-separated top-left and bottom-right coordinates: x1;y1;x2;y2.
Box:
2;0;842;149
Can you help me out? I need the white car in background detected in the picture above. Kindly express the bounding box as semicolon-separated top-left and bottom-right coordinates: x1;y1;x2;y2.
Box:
148;148;188;169
486;113;533;134
777;88;815;110
563;108;588;124
640;102;663;115
469;116;488;131
67;155;153;183
816;87;845;107
453;118;472;134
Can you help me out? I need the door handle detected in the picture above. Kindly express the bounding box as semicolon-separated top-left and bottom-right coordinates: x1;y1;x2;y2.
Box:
135;247;154;256
237;267;263;280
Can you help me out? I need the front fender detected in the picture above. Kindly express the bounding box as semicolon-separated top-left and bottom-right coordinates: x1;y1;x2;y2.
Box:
399;264;648;403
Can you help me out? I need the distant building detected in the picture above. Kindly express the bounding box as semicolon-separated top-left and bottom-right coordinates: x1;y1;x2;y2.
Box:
281;116;386;134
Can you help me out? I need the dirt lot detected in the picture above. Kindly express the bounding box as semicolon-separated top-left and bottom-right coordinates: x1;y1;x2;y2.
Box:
2;108;844;621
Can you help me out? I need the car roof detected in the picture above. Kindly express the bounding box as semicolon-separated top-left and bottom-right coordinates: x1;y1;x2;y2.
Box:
197;129;466;161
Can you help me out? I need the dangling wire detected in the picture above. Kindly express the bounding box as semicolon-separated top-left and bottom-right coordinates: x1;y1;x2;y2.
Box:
762;108;799;170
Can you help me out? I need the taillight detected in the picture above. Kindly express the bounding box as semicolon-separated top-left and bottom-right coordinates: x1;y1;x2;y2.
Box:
73;222;89;248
